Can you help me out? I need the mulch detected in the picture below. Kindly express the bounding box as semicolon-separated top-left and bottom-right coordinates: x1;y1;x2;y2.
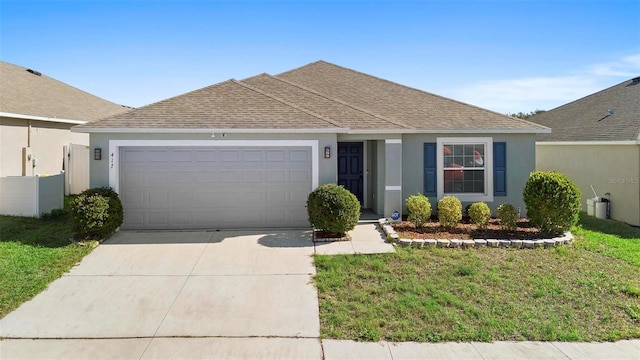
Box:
393;218;547;240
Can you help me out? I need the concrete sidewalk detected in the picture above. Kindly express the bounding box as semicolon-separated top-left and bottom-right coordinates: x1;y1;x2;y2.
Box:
3;337;639;359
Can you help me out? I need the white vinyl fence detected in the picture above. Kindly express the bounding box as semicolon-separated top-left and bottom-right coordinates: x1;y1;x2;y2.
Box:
0;172;64;217
63;143;90;195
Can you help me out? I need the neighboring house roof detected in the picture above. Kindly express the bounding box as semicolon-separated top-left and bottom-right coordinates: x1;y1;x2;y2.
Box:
530;77;640;142
76;60;549;133
0;61;129;123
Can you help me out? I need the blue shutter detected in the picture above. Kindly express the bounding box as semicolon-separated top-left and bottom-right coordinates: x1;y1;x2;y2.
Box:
424;143;437;197
493;142;507;196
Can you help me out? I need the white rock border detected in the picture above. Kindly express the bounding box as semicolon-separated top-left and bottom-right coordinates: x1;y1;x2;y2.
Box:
378;218;573;249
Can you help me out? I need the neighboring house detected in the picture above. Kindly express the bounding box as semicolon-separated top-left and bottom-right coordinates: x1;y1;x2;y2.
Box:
0;61;128;179
74;60;549;230
531;77;640;226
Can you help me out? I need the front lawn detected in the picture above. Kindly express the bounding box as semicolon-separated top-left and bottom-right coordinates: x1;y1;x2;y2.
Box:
0;210;96;318
314;213;640;342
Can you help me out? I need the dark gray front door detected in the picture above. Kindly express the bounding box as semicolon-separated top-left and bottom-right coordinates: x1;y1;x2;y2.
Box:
337;142;363;204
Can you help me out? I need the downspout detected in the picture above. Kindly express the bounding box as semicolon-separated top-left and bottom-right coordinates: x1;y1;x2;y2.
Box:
28;119;31;147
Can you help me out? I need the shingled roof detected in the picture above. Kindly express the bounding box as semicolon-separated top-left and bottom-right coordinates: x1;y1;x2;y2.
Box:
76;60;549;133
0;61;128;122
530;77;640;142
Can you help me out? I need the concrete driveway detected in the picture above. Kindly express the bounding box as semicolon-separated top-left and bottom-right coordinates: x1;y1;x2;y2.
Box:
1;230;323;359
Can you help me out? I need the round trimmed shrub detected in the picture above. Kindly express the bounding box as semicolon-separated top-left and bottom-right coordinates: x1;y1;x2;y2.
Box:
523;171;581;236
438;196;462;228
70;187;123;239
469;202;491;230
497;203;518;231
307;184;360;235
406;193;432;228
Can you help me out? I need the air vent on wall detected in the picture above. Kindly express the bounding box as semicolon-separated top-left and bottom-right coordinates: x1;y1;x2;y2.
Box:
26;69;42;76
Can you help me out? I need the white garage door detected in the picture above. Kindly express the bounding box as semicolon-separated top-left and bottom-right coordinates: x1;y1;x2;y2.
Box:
119;146;312;230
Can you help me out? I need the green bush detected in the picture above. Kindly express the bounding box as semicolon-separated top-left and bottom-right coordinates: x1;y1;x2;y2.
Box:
438;196;462;228
406;193;432;228
469;202;491;229
70;187;123;239
307;184;360;235
497;203;519;231
523;171;581;236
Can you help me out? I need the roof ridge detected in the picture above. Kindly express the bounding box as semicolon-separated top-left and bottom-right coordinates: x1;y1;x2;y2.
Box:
285;60;547;130
231;79;345;128
268;73;414;130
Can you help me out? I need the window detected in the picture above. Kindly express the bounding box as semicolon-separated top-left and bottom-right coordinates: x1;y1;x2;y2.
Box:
436;137;493;202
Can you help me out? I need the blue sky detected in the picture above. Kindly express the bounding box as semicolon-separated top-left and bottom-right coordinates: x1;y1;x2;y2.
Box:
2;0;639;114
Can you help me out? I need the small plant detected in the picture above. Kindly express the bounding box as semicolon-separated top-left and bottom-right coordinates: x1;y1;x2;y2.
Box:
523;171;581;236
497;203;518;231
70;187;123;239
406;193;432;228
307;183;360;236
438;196;462;228
468;202;491;230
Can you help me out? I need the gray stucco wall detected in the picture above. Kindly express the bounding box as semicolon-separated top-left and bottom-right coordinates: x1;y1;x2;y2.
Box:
401;133;536;215
89;132;337;189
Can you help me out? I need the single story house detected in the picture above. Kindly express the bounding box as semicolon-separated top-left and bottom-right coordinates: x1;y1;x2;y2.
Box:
74;61;549;230
531;77;640;226
0;61;128;179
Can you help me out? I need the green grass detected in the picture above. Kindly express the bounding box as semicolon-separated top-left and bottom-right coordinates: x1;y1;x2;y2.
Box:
314;214;640;342
573;213;640;266
0;204;96;319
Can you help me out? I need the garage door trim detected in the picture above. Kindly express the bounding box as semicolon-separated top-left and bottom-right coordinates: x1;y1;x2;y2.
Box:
108;140;319;194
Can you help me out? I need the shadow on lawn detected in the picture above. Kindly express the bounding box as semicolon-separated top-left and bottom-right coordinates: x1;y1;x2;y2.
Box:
577;212;640;240
0;213;75;248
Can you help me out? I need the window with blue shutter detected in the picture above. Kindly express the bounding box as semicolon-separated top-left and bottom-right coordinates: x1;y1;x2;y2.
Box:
493;142;507;196
423;143;437;197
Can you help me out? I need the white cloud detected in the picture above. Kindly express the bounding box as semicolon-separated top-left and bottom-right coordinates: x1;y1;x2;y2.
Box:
452;54;640;114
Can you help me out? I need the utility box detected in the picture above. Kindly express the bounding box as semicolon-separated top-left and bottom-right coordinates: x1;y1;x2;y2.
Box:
586;197;598;216
587;197;610;219
596;198;610;219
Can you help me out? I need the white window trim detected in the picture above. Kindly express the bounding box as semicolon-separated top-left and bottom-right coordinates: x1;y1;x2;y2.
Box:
108;139;318;194
437;137;494;203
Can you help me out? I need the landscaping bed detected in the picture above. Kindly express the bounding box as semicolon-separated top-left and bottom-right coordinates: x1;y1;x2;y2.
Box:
392;218;545;240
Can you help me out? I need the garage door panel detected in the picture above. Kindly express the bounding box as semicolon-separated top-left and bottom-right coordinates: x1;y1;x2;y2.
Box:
171;191;194;206
148;191;170;206
266;170;286;183
148;212;170;226
219;170;241;182
120;146;312;230
219;150;240;162
243;191;264;204
148;171;172;185
243;171;263;182
290;170;310;183
124;212;145;227
122;191;144;206
290;149;310;162
194;149;217;162
146;150;170;163
266;150;286;162
242;150;263;162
